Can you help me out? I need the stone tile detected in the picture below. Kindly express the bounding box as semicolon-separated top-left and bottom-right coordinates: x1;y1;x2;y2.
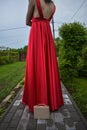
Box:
18;102;25;110
7;128;16;130
46;119;54;127
54;112;64;123
37;119;46;124
50;112;55;120
9;118;20;128
63;94;69;99
46;124;58;130
62;109;71;118
26;113;37;130
62;87;65;91
17;95;22;100
0;123;8;130
75;121;86;130
13;100;21;106
20;91;23;96
55;122;66;130
3;113;14;123
64;98;72;105
10;106;18;113
58;105;68;113
1;85;87;130
13;109;23;119
66;105;75;112
62;90;67;94
70;112;81;121
64;118;76;129
37;124;46;130
52;108;71;123
17;106;30;130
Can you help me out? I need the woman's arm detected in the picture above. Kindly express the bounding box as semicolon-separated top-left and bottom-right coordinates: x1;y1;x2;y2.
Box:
26;0;35;26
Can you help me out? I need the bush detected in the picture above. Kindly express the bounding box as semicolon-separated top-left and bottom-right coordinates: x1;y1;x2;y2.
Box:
77;46;87;77
0;56;10;65
58;22;87;85
0;51;19;65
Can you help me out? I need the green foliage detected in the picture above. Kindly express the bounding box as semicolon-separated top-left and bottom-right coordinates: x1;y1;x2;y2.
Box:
0;50;19;65
0;56;10;65
0;45;28;65
58;22;87;85
55;37;60;57
77;46;87;76
18;45;28;53
59;22;86;54
72;78;87;119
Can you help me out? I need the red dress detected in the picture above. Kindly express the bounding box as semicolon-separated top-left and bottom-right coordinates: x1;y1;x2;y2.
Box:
22;0;64;112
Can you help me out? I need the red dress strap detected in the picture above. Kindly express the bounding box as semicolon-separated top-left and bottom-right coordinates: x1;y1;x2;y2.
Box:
36;0;43;18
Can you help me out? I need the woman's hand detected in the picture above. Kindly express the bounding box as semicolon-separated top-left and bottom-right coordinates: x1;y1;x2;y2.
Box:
26;20;32;26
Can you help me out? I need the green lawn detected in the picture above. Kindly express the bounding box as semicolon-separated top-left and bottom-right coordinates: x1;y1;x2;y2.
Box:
0;62;25;103
69;77;87;119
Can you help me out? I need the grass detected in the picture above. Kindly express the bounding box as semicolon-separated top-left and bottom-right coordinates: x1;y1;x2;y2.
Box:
0;61;25;103
66;77;87;119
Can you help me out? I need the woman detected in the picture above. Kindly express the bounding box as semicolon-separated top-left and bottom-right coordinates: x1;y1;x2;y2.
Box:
22;0;64;113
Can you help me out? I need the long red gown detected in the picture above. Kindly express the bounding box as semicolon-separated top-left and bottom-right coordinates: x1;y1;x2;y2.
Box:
22;0;64;112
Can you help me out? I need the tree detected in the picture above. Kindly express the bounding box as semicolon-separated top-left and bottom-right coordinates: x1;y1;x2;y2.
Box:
55;37;60;57
58;22;87;85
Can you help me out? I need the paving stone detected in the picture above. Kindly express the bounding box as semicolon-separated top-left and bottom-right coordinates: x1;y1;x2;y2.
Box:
54;112;64;122
17;94;22;99
0;85;87;130
50;112;55;120
20;91;23;96
62;90;67;94
13;100;21;106
9;118;20;128
75;121;86;130
46;119;54;127
3;113;14;123
66;105;75;112
62;89;67;94
10;106;18;113
37;119;46;124
7;128;16;130
18;102;25;109
26;113;37;130
13;109;23;119
17;106;30;130
58;105;69;113
37;124;46;130
70;112;81;121
55;122;66;130
46;124;58;130
64;118;76;129
65;128;76;130
62;109;71;118
0;123;8;130
63;94;69;99
62;87;65;91
64;98;72;105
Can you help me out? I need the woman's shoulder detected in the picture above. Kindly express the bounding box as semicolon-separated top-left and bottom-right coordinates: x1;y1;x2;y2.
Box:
50;1;56;9
29;0;35;6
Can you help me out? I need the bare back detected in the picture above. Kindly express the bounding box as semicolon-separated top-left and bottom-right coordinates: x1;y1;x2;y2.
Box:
33;0;55;19
26;0;55;26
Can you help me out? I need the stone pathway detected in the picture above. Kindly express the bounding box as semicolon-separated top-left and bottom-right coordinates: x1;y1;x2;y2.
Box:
0;82;87;130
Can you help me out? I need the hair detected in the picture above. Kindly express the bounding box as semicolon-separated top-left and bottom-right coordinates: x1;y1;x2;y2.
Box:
44;0;52;3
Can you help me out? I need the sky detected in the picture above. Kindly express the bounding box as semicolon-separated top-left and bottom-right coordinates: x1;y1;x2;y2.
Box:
0;0;87;49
